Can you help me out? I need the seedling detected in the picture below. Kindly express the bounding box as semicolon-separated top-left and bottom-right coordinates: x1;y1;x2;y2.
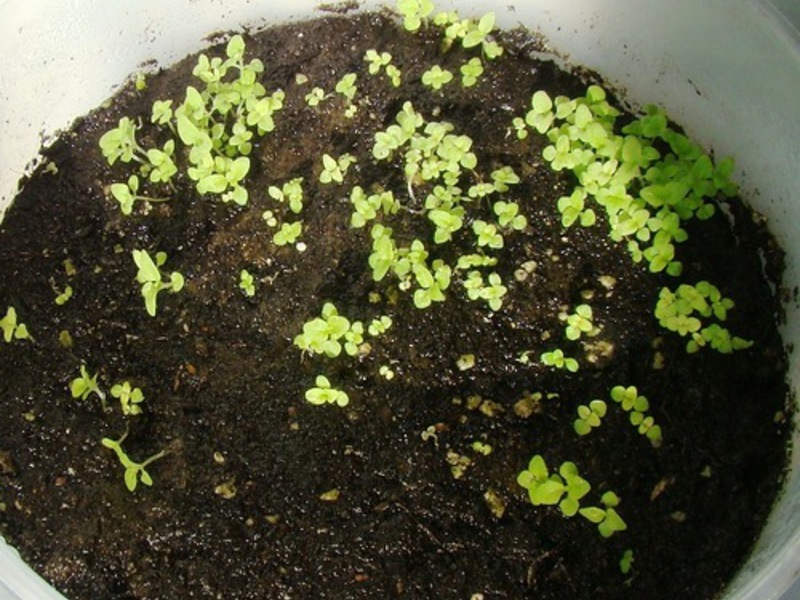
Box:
70;365;107;408
610;385;663;447
654;281;752;354
471;441;493;455
493;201;527;231
516;455;591;517
101;429;167;492
305;375;349;407
561;304;598;340
541;349;579;372
239;269;256;297
294;302;356;358
578;491;628;538
459;57;484;87
132;249;185;317
110;381;144;416
397;0;435;32
367;315;393;336
574;400;607;436
319;153;356;184
273;222;303;247
109;175;170;215
54;285;73;306
421;65;453;90
305;87;326;107
0;307;31;342
268;177;304;214
620;549;635;574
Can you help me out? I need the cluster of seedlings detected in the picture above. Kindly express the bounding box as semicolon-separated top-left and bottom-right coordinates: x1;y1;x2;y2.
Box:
0;0;756;586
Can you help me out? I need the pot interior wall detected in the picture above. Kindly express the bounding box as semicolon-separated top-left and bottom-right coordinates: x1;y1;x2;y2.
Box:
0;1;797;599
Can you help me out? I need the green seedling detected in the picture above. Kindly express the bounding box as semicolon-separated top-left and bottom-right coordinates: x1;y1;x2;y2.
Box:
334;73;358;101
471;441;493;455
421;65;453;90
109;174;170;215
0;307;31;342
397;0;435;32
620;549;635;574
239;269;256;297
319;153;356;184
294;302;360;357
516;455;591;517
54;285;73;306
273;222;303;247
101;429;167;492
367;315;393;336
493;200;527;231
365;49;392;74
578;491;628;538
610;385;663;447
541;349;579;372
305;87;326;107
70;365;107;409
654;281;752;354
132;249;185;317
268;177;304;214
562;304;597;341
574;400;607;436
472;220;504;249
305;375;349;407
110;381;144;416
460;57;484;87
99;117;145;166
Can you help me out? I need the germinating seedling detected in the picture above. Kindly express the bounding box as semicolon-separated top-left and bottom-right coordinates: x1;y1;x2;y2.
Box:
110;174;170;216
305;375;349;407
132;249;185;317
0;306;31;343
540;349;579;372
101;429;167;492
110;381;145;416
70;365;107;410
239;269;256;297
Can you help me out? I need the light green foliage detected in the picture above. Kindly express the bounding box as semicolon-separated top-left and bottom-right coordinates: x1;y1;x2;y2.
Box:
421;65;453;90
433;10;503;58
562;304;597;340
99;117;143;166
239;269;256;297
620;549;635;574
70;365;106;404
132;249;185;317
0;307;31;343
319;153;356;184
268;177;305;214
574;399;607;436
305;375;350;407
654;281;752;354
110;381;144;416
472;220;504;249
364;50;403;87
578;491;628;538
511;116;528;140
273;221;303;247
518;456;628;538
101;430;166;492
397;0;435;32
610;385;663;447
110;174;170;215
54;285;73;306
493;201;527;231
516;455;591;517
305;87;326;107
459;57;484;87
471;440;493;455
541;349;579;372
350;187;400;228
462;271;508;311
520;85;738;275
368;315;393;336
294;302;364;358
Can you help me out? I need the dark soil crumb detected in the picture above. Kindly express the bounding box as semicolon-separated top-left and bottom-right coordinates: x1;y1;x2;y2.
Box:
0;10;791;600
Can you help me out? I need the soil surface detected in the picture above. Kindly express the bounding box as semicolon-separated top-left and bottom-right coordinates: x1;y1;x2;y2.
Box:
0;9;792;600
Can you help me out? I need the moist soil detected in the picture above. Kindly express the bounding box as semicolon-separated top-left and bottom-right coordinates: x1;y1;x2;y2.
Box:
0;9;792;600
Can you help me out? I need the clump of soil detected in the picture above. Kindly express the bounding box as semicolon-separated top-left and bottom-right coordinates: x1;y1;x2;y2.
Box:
0;8;791;600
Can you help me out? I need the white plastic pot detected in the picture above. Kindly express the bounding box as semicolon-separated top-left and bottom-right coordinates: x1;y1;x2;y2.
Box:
0;1;798;598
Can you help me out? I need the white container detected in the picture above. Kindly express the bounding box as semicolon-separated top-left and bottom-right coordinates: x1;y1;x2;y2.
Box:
0;1;798;598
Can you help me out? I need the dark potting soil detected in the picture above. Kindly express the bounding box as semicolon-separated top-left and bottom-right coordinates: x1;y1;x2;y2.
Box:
0;9;792;600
